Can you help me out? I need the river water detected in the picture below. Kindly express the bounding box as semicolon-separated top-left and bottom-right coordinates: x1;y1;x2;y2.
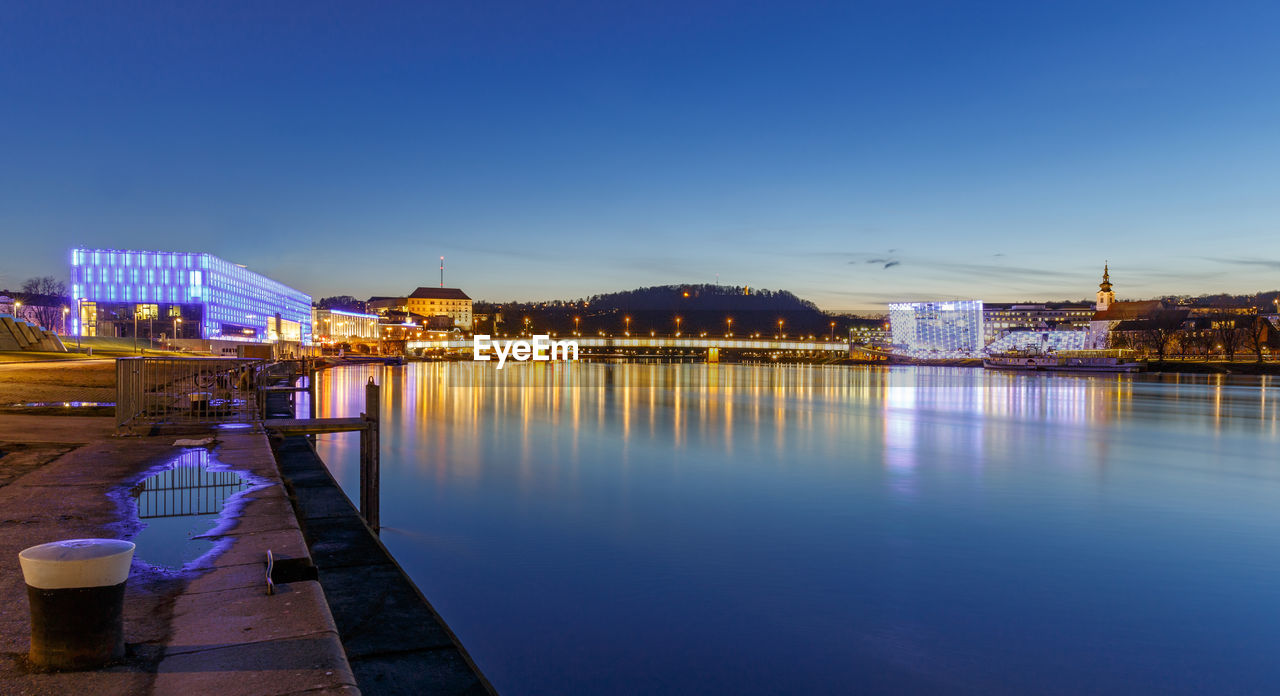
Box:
311;362;1280;695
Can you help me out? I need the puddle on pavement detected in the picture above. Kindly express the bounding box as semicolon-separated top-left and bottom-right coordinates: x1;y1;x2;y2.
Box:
129;448;250;570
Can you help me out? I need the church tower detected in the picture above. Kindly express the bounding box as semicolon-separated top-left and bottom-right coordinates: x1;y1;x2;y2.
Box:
1096;263;1115;311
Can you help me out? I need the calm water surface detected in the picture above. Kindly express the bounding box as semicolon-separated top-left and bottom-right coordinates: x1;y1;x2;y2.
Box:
312;363;1280;695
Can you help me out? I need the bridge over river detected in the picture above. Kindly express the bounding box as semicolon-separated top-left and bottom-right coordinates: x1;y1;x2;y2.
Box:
404;335;890;360
409;335;846;352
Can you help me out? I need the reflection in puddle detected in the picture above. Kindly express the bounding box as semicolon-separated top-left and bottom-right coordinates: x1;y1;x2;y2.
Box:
129;448;249;570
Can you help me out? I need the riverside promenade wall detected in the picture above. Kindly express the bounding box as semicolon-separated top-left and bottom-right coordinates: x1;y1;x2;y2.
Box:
270;435;495;696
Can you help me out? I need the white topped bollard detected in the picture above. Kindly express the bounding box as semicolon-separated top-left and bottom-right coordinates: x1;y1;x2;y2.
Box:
18;539;135;670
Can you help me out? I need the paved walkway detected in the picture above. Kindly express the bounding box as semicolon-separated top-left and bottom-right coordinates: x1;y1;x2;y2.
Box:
0;415;357;696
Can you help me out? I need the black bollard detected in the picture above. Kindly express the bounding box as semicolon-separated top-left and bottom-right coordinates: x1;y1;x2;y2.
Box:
19;539;135;670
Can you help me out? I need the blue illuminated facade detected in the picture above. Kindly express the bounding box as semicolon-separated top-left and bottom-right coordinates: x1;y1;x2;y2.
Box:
889;301;984;357
70;248;311;344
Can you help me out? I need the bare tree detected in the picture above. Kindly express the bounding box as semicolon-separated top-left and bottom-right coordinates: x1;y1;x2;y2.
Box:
1242;316;1270;363
1185;328;1215;362
19;276;68;331
1138;312;1185;361
1131;310;1177;360
1211;315;1246;362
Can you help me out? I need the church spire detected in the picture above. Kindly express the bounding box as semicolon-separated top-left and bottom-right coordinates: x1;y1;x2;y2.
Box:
1096;262;1115;311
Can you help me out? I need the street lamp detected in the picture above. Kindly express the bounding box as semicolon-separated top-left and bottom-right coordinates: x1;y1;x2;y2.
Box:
174;316;182;348
574;316;580;336
726;317;732;337
675;316;681;337
830;321;836;341
778;319;784;339
625;316;631;336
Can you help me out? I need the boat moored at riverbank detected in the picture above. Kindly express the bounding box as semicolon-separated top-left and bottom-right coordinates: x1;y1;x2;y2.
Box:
984;349;1144;372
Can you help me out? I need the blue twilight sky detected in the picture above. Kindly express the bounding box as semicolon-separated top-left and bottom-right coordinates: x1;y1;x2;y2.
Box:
2;1;1279;311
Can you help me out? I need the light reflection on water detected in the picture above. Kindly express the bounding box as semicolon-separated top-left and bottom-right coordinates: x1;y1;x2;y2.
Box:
313;363;1280;695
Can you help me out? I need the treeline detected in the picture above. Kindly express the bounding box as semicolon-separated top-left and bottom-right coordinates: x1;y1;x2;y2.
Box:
315;295;368;312
1;276;69;330
475;284;880;338
1111;311;1276;362
1158;291;1280;311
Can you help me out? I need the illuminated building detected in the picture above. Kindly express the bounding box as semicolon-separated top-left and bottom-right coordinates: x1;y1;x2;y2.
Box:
982;303;1094;344
367;296;408;317
406;287;472;330
1085;265;1172;349
312;308;379;342
888;301;984;357
69;248;311;345
984;329;1088;354
1096;263;1116;311
848;320;890;346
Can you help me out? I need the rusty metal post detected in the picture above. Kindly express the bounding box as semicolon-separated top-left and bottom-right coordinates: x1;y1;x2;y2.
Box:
360;377;381;533
307;366;318;443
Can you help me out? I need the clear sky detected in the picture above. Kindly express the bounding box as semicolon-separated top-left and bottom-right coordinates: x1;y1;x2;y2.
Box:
3;1;1279;311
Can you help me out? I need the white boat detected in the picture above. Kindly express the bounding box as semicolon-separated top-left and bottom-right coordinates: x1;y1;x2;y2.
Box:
984;350;1144;373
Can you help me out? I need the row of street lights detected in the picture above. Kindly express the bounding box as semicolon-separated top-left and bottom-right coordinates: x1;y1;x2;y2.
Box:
520;313;844;341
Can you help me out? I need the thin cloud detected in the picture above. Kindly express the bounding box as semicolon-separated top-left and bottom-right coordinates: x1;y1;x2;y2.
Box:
921;261;1077;280
1210;257;1280;270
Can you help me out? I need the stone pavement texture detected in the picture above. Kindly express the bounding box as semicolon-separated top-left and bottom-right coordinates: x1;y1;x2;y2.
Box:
0;415;357;696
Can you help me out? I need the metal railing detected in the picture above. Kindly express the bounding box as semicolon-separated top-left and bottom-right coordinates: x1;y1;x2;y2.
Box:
133;461;248;518
116;357;268;429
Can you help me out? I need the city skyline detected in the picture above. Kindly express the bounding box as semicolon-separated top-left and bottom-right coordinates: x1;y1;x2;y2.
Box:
4;2;1280;310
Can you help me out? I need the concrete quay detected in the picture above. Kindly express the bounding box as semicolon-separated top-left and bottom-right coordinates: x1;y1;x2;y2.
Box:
0;414;357;696
271;435;494;696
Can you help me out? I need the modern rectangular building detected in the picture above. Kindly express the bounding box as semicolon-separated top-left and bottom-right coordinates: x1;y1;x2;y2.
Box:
312;308;379;342
982;303;1094;344
888;300;984;357
70;248;312;344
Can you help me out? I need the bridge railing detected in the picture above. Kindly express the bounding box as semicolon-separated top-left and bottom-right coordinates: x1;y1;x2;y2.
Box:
406;336;850;352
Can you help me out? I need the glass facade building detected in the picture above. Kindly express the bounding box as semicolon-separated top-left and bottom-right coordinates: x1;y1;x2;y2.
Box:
888;301;984;357
312;308;380;342
983;329;1088;354
70;248;312;343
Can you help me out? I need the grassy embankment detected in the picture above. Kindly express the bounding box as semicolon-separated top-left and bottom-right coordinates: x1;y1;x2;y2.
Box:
0;337;207;414
0;359;116;414
0;336;198;364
